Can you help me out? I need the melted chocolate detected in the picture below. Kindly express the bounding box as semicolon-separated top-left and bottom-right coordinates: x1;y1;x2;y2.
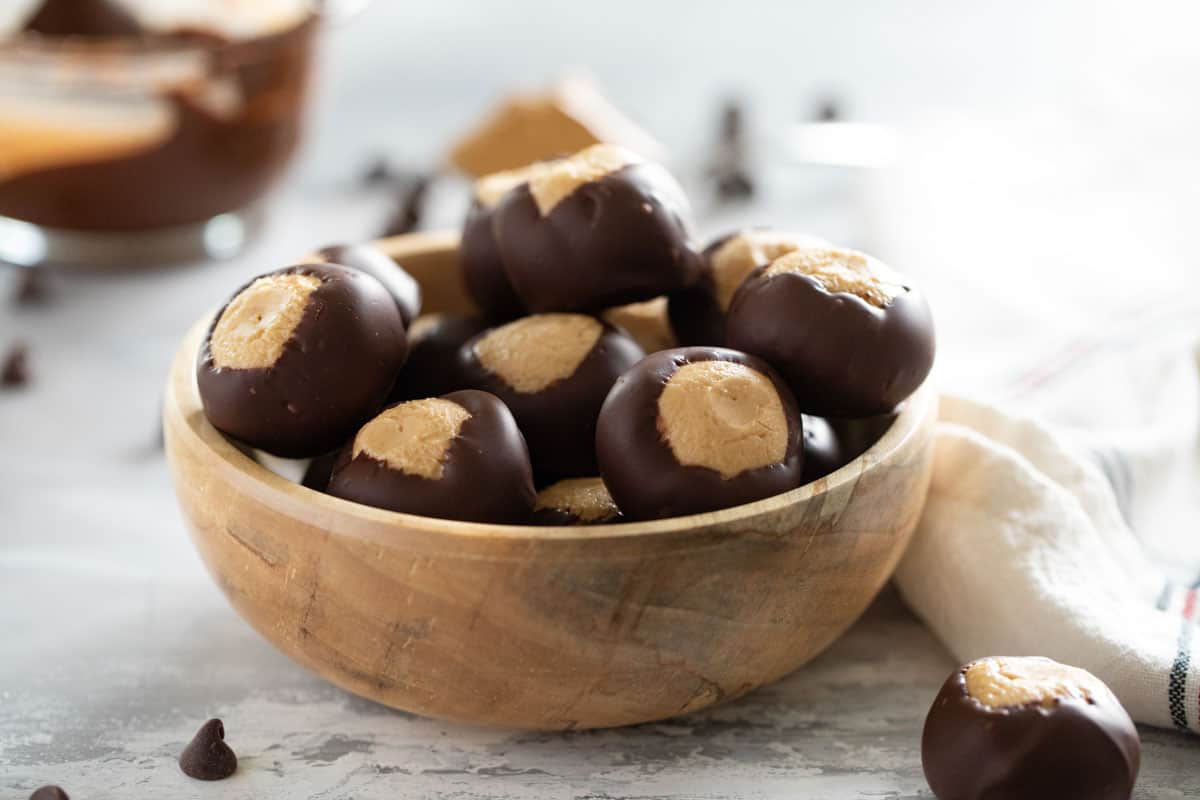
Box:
596;347;804;521
328;390;536;524
0;18;317;232
492;163;702;313
197;263;407;459
24;0;142;38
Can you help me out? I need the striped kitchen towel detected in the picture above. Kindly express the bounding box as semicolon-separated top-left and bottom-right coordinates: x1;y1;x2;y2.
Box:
895;322;1200;733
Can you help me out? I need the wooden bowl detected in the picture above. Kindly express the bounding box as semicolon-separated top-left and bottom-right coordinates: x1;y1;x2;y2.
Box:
164;231;938;730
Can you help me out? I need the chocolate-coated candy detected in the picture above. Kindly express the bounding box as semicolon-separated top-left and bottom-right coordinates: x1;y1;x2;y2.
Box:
492;144;701;313
389;313;488;403
532;477;624;526
922;657;1140;800
830;412;897;464
597;347;804;520
726;246;935;418
328;390;536;524
179;719;238;781
197;263;407;458
24;0;143;37
300;450;339;493
317;243;421;327
29;787;69;800
1;342;30;388
458;314;644;479
801;415;845;484
669;229;826;347
460;167;538;320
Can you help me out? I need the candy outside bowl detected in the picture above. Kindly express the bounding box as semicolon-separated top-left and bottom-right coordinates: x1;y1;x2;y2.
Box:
163;230;938;730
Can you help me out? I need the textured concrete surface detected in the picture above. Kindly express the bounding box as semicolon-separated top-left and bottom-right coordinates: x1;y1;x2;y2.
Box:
4;1;1200;796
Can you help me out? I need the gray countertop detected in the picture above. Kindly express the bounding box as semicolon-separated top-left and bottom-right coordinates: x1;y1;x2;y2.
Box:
4;1;1200;796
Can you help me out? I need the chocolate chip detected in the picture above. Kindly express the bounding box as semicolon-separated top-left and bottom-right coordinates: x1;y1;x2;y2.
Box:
1;342;30;388
815;98;841;122
12;268;52;307
29;786;69;800
709;100;755;202
362;157;397;186
179;718;238;781
719;100;746;145
380;174;431;237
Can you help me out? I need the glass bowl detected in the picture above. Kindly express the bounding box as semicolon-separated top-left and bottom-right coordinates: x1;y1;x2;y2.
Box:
0;13;319;267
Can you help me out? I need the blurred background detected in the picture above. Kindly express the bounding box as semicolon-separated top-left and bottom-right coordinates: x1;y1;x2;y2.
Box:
3;0;1200;792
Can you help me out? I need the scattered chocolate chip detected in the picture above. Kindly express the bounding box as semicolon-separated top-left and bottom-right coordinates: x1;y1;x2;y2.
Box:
709;100;755;202
815;98;842;122
1;342;30;388
29;786;69;800
380;174;431;238
719;100;746;143
179;719;238;781
12;268;52;307
361;157;397;186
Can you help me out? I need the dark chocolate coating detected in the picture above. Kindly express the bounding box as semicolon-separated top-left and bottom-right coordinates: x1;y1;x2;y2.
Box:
458;320;644;479
667;231;739;347
328;390;536;524
492;163;702;313
389;314;489;403
318;243;421;327
596;347;804;521
922;662;1140;800
829;411;898;463
179;719;238;781
801;415;846;484
726;267;935;418
197;263;407;458
300;450;339;493
460;200;526;320
24;0;143;37
29;787;70;800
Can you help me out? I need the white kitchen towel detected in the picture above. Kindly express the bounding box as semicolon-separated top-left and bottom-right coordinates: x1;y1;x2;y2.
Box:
896;322;1200;734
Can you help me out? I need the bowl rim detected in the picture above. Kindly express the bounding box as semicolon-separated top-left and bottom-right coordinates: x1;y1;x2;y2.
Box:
166;231;937;542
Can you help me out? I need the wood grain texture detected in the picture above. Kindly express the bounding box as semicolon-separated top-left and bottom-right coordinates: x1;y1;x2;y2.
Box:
163;231;938;730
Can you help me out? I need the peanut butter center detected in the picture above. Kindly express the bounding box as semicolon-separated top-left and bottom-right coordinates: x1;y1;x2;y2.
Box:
352;398;472;480
711;230;826;311
965;657;1107;710
474;163;542;207
657;360;788;479
602;297;675;354
535;477;620;523
765;247;901;308
474;314;603;394
528;143;639;216
209;273;321;370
